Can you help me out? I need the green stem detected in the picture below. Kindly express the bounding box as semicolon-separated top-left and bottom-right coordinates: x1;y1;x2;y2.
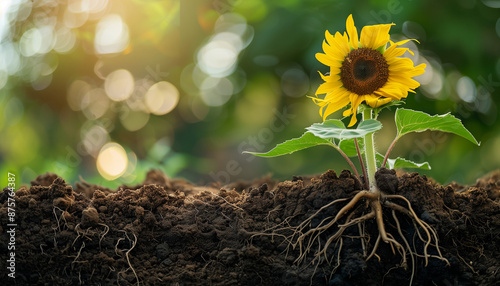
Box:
354;138;369;189
331;143;361;182
363;109;377;192
382;136;399;168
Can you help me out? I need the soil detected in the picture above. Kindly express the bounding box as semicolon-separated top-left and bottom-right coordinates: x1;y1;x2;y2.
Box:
1;169;499;286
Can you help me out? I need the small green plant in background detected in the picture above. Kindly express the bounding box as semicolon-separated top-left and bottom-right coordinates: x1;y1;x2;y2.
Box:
246;15;479;284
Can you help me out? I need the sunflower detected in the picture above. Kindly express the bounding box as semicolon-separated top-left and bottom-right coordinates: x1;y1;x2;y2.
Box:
314;14;426;126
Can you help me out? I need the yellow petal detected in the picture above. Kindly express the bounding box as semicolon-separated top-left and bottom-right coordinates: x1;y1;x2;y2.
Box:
388;58;418;72
392;38;420;46
347;94;364;127
326;31;350;56
320;90;351;120
317;71;341;82
330;65;341;76
384;39;420;59
414;63;426;75
322;40;345;61
346;14;359;49
315;53;342;68
384;46;411;60
360;23;394;50
324;30;335;46
325;30;349;55
314;16;427;125
310;96;324;105
374;86;405;100
315;80;342;95
364;95;392;108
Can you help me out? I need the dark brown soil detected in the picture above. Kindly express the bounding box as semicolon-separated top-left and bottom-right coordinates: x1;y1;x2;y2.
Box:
1;169;499;285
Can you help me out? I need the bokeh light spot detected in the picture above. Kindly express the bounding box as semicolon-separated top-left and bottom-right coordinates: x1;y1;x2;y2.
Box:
82;124;109;157
417;58;444;98
10;0;33;22
63;9;89;28
456;76;477;103
68;0;108;14
120;110;150;131
94;14;129;54
82;88;110;119
198;39;238;77
19;28;43;57
53;26;76;54
482;0;500;8
0;42;21;75
104;69;135;101
67;80;92;111
30;62;53;90
97;142;128;180
200;77;233;106
145;81;180;115
402;21;427;42
214;13;248;35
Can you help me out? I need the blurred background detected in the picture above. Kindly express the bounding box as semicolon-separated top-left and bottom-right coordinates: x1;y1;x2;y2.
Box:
1;0;499;188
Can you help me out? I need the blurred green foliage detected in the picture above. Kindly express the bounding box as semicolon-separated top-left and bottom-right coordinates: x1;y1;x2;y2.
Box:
1;0;499;188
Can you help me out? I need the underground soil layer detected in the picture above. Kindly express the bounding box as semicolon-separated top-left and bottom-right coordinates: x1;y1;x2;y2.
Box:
1;169;499;286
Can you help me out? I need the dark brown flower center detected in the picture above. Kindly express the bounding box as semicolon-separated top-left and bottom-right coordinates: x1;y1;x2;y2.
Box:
340;48;389;95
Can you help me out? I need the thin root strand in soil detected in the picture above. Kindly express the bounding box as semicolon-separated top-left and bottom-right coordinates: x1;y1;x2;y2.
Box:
3;169;499;285
256;186;450;284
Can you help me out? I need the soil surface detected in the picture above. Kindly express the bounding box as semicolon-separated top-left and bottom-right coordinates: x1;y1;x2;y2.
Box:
1;169;499;285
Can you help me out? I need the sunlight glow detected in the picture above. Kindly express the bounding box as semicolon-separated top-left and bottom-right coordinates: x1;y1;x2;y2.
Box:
456;76;477;103
63;8;89;28
416;58;444;98
198;39;238;77
68;0;108;14
0;42;21;75
145;81;180;115
97;142;128;180
53;26;76;54
19;26;54;57
200;77;233;106
104;69;135;101
94;14;129;54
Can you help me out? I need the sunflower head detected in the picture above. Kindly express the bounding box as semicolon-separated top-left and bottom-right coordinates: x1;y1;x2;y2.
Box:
313;14;426;126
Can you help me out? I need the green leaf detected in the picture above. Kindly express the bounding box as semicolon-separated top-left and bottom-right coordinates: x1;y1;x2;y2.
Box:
387;157;431;170
338;138;364;157
395;109;480;145
375;153;385;166
375;154;431;170
306;119;382;140
244;132;333;157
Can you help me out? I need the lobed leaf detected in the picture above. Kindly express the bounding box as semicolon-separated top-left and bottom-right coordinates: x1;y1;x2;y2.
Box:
387;157;431;170
244;132;333;157
375;154;431;170
395;109;480;145
307;119;382;140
